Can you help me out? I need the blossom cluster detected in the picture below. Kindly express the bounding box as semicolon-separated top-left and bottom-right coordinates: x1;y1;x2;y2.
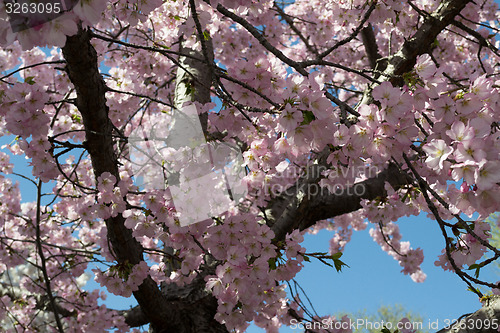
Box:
94;261;150;297
370;222;426;283
0;0;500;331
434;221;491;271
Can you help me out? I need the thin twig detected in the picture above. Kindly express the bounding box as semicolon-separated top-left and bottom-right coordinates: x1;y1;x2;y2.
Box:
35;180;65;332
0;60;66;81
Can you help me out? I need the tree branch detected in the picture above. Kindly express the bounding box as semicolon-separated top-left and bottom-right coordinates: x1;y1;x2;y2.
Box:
316;1;377;60
62;26;174;329
385;0;472;85
360;23;382;70
215;3;309;76
357;0;472;107
0;281;77;324
269;162;413;242
273;2;318;56
436;296;500;333
118;305;150;328
35;180;64;333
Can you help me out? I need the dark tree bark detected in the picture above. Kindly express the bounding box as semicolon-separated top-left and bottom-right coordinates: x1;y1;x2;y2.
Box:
62;26;226;333
62;27;171;328
268;0;473;243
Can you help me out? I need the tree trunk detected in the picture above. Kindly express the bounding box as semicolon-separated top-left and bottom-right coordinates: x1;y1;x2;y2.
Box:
62;25;227;333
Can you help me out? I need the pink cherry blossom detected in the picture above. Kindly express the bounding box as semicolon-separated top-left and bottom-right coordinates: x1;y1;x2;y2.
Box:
0;0;500;331
422;139;453;170
475;160;500;191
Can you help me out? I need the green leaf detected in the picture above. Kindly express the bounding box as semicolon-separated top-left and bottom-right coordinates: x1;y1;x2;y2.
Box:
467;286;480;294
153;42;171;49
14;299;28;307
331;252;343;260
173;15;180;20
333;257;348;272
24;76;35;85
303;254;310;262
71;114;82;124
185;82;194;96
331;253;348;272
468;263;482;278
268;258;276;270
203;30;210;41
283;97;296;106
301;110;316;125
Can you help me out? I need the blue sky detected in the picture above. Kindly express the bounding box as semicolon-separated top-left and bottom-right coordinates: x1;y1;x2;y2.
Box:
247;215;494;333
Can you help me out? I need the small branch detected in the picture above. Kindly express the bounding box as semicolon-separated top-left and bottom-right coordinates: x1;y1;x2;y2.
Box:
451;19;500;57
215;3;308;76
217;70;280;109
0;60;66;81
105;87;174;107
324;91;360;124
378;222;407;257
402;153;497;293
273;2;318;56
317;1;378;60
360;23;382;70
299;59;381;83
89;31;198;60
35;180;65;333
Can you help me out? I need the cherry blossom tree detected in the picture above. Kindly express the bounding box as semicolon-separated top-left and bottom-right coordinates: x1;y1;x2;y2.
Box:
0;0;500;332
